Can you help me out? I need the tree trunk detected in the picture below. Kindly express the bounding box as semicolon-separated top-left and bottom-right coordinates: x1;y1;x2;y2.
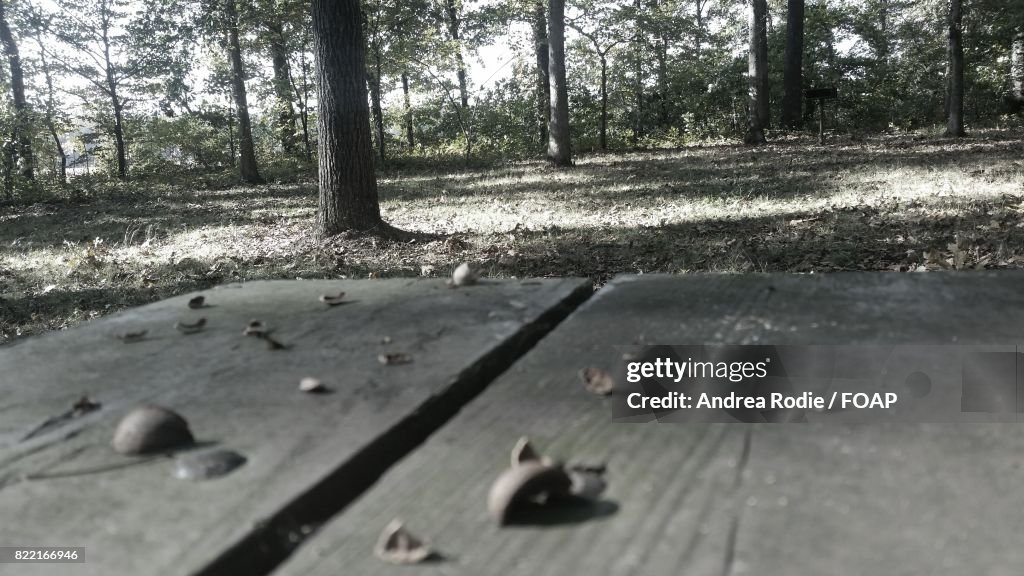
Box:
402;72;414;148
600;55;608;151
267;23;298;154
367;51;386;162
631;0;643;144
445;0;469;108
944;0;965;137
744;0;768;145
780;0;804;129
312;0;383;236
226;0;263;183
0;2;32;183
1010;28;1024;109
533;0;550;152
547;0;571;166
34;33;66;184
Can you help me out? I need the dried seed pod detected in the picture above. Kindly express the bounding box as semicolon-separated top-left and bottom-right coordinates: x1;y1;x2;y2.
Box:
116;330;148;343
174;449;246;481
299;377;327;393
188;295;206;309
175;318;207;334
579;367;615;396
319;292;347;306
450;262;477;287
378;353;412;366
487;461;572;525
112;405;194;455
374;519;433;565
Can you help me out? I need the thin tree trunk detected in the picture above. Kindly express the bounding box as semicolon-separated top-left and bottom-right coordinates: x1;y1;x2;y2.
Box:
34;33;66;184
225;0;263;183
445;0;469;108
547;0;571;166
533;0;550;152
944;0;965;137
267;23;298;154
368;51;386;162
0;2;32;183
1010;28;1024;107
600;56;608;151
780;0;804;129
631;0;643;144
402;72;414;148
744;0;768;145
312;0;384;235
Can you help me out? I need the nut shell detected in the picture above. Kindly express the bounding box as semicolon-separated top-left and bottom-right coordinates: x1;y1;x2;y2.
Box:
112;405;194;455
487;462;572;525
451;262;477;286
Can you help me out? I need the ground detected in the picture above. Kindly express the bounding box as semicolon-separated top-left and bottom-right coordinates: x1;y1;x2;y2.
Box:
3;131;1024;345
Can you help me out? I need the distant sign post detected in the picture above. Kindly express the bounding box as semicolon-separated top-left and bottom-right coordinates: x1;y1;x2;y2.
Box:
805;87;838;144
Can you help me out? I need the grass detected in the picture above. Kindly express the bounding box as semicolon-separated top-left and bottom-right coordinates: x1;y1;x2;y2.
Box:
4;130;1024;345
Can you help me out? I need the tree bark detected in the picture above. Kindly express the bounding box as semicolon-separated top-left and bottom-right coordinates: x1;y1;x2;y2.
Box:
0;2;32;183
445;0;469;108
402;72;414;148
226;0;263;183
744;0;768;145
267;22;298;154
533;0;550;152
546;0;571;166
780;0;804;129
312;0;383;235
944;0;965;137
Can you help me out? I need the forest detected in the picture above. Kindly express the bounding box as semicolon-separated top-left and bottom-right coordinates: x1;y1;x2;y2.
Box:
2;0;1024;344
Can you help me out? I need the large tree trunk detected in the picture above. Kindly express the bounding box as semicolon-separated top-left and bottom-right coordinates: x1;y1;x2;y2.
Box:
0;2;32;183
533;0;550;152
402;72;414;148
944;0;965;137
226;0;263;183
546;0;571;166
445;0;469;108
312;0;383;236
744;0;768;145
267;22;298;154
1009;28;1024;111
780;0;804;129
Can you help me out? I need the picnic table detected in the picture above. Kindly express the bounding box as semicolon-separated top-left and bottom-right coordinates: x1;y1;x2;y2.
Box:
3;272;1024;575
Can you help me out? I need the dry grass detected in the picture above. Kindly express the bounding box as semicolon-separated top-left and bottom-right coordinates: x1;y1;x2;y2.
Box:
4;131;1024;345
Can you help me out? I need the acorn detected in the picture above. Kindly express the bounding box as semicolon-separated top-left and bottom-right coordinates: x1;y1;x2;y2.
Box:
450;262;477;287
112;405;194;455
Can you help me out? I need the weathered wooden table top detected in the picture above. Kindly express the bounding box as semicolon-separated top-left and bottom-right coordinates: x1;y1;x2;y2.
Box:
0;278;590;576
276;272;1024;576
4;272;1024;576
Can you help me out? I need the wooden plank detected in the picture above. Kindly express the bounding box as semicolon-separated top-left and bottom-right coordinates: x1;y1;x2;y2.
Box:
0;278;591;576
275;272;1024;576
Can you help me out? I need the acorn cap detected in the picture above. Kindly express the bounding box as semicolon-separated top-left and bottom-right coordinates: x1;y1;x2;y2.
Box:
112;405;194;455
